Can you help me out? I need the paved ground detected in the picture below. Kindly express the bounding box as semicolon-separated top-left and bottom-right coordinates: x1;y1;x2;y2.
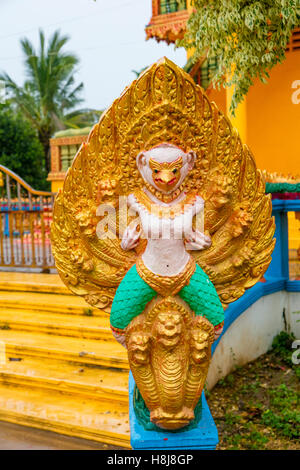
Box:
0;421;126;450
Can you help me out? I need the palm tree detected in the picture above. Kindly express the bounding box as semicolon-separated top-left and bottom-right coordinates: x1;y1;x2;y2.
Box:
0;30;94;173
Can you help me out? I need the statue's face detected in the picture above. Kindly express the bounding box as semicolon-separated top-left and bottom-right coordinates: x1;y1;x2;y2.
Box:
137;144;196;194
149;156;182;192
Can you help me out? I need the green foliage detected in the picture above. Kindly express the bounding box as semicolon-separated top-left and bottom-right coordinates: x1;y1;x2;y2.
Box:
180;0;300;114
262;385;300;438
210;339;299;449
222;421;269;450
0;30;94;173
240;379;261;394
203;383;211;398
0;108;49;190
272;331;296;366
218;372;236;388
63;108;103;129
246;428;269;449
224;411;240;425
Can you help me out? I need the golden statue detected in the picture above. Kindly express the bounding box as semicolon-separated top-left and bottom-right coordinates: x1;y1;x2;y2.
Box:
51;58;275;431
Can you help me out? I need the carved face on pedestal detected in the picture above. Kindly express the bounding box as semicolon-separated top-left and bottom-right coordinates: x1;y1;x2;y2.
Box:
136;144;196;195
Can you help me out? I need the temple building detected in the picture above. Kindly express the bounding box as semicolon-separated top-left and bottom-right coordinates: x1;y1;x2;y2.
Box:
48;128;91;193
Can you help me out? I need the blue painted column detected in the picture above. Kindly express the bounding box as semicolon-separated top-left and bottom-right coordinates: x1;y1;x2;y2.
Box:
266;205;289;280
129;372;219;450
266;199;300;284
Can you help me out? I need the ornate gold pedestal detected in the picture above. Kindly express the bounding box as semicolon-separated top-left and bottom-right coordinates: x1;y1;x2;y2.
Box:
126;296;214;430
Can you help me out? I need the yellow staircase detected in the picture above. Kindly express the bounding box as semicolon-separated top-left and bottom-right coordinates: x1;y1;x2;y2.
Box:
0;273;130;448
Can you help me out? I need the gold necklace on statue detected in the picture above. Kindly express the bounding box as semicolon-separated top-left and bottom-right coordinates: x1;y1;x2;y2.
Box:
133;189;198;220
143;181;186;204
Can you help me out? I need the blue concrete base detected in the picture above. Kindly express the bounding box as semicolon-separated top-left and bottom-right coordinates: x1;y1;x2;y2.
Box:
129;372;219;450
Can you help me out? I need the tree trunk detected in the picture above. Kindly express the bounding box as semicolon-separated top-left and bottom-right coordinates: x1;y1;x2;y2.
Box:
38;132;51;175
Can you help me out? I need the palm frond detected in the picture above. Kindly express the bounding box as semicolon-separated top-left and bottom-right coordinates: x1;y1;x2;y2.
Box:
63;108;102;128
1;29;85;172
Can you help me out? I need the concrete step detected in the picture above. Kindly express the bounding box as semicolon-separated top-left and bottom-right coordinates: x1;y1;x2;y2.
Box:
0;383;130;448
0;272;130;447
0;355;128;405
0;291;105;317
0;421;124;450
0;308;114;341
0;272;70;295
0;329;129;370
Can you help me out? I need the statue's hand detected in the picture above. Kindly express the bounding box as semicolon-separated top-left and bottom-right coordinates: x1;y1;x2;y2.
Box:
121;222;141;250
185;229;211;251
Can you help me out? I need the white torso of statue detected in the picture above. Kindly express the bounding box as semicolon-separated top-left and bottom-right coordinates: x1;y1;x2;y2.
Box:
121;144;211;276
126;190;204;276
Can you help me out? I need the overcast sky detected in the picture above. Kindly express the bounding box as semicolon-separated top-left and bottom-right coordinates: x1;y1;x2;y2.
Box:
0;0;187;110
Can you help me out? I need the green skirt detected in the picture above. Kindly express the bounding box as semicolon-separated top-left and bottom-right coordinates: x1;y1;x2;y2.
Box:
110;263;224;331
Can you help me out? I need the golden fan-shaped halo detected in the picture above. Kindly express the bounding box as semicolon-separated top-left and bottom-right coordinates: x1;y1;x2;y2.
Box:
51;57;275;311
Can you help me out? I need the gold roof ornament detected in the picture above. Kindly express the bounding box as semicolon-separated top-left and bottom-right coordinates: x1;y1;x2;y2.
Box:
263;169;300;184
51;57;275;311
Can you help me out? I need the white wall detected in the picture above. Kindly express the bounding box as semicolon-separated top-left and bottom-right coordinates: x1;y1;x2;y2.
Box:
206;291;300;390
287;292;300;338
